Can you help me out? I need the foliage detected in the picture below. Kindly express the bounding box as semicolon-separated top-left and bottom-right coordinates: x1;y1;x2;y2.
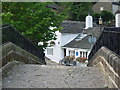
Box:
92;12;100;24
92;10;114;23
2;2;66;48
100;10;114;22
67;2;93;21
65;56;75;61
76;57;87;63
54;2;94;21
55;2;114;23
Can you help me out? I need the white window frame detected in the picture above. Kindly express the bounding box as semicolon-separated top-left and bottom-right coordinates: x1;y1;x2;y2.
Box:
47;48;53;55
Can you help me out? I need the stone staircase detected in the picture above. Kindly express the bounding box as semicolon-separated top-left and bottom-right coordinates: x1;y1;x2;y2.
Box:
2;61;107;88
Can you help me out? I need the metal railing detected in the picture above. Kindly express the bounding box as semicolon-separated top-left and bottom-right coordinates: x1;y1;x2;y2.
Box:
2;24;46;64
88;27;120;60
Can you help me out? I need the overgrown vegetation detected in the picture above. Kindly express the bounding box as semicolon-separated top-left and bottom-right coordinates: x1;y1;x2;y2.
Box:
2;2;67;48
2;2;114;48
56;2;114;23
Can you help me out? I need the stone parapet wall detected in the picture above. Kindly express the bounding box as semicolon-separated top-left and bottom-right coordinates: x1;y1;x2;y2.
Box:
89;27;120;61
88;46;120;89
1;42;43;67
2;24;45;64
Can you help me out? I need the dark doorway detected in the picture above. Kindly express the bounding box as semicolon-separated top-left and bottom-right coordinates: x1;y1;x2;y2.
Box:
64;49;66;57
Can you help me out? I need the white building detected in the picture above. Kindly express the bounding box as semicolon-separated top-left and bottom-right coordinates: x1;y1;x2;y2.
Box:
45;16;101;63
112;2;120;14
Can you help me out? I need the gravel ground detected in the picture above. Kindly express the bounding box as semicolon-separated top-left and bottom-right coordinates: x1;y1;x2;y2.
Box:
2;62;107;88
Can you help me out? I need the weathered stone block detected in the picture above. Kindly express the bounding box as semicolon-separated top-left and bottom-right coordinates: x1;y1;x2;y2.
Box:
118;76;120;88
118;61;120;76
115;75;119;88
88;46;120;89
109;55;114;67
113;59;119;75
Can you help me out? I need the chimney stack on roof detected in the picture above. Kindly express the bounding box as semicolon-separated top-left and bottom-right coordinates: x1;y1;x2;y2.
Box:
85;14;93;29
115;10;120;27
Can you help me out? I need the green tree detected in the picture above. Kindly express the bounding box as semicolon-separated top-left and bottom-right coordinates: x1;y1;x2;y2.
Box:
92;10;114;25
54;2;94;21
68;2;93;21
2;2;66;48
100;10;114;22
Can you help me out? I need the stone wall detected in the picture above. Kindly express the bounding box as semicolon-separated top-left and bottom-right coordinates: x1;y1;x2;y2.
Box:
1;42;44;67
2;24;45;64
88;46;120;89
89;27;120;61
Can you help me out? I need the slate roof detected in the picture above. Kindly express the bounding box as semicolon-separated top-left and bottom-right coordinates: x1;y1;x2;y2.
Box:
112;2;120;5
60;21;98;34
82;27;102;38
63;36;91;49
46;4;63;10
115;10;120;14
63;27;102;49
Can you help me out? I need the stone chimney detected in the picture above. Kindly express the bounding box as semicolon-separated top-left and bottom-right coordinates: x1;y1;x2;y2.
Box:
115;10;120;27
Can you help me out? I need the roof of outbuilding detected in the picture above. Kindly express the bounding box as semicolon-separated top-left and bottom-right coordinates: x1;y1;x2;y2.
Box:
60;21;98;34
62;27;102;49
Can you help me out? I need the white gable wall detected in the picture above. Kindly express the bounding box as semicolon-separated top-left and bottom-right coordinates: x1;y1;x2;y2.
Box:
45;46;64;63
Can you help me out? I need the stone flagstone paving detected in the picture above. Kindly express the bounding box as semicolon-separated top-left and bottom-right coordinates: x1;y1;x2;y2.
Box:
2;61;107;88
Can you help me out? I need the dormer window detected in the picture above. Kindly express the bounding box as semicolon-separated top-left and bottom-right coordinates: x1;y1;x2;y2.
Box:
50;41;55;46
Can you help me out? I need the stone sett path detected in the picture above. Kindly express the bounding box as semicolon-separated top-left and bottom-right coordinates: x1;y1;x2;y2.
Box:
2;60;106;88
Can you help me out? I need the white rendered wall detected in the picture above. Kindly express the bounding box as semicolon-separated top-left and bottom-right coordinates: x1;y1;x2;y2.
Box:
65;48;90;58
115;13;120;27
66;49;69;56
45;31;78;63
75;49;90;58
45;46;64;63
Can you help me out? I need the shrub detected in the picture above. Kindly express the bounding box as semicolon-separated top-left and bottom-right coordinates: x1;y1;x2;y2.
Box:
65;56;75;61
76;57;87;63
93;10;114;23
100;10;114;22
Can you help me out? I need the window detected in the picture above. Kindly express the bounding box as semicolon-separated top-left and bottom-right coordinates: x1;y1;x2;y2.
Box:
47;48;53;55
83;52;85;57
70;50;75;56
80;51;82;57
86;52;88;58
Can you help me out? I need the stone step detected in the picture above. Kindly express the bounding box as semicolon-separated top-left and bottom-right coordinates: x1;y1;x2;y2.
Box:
3;63;107;88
